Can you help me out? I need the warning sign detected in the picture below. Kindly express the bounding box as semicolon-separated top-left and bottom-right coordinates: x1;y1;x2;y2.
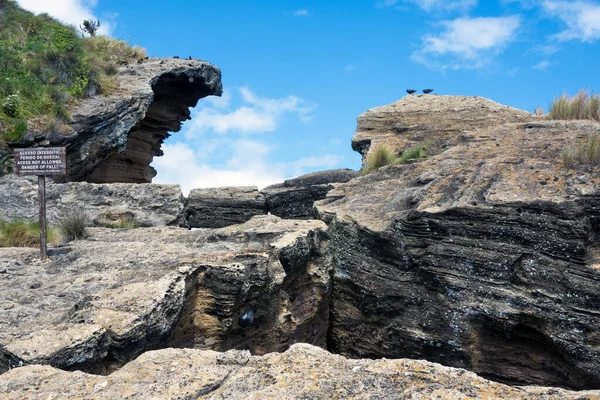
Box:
14;147;66;176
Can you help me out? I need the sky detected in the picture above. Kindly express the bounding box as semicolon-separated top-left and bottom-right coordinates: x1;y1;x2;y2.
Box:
15;0;600;194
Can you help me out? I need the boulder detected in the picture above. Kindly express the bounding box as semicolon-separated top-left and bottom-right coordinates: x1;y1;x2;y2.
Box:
1;343;598;399
352;94;534;162
0;175;185;227
185;186;266;228
0;215;330;374
261;169;357;219
2;58;222;183
316;117;600;389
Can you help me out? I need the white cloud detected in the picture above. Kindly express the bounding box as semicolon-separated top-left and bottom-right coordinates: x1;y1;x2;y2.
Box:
532;60;551;70
380;0;477;12
344;64;357;73
411;16;521;70
294;9;309;16
16;0;112;35
543;1;600;42
152;142;340;195
186;87;316;137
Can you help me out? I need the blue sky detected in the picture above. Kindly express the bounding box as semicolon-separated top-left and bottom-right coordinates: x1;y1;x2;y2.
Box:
16;0;600;193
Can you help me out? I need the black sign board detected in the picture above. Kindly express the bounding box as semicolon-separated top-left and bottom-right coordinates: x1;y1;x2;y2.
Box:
13;147;67;261
14;147;66;176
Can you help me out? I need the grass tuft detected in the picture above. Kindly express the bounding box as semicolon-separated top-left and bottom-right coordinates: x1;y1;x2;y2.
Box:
57;210;88;242
562;135;600;168
549;90;600;121
0;218;57;247
361;144;398;174
398;144;426;163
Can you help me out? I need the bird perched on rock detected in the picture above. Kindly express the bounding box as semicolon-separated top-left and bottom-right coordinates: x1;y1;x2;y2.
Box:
406;89;417;94
238;309;254;328
423;89;434;94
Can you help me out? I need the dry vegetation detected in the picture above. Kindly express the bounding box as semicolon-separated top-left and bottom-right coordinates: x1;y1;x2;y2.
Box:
361;143;427;174
549;90;600;121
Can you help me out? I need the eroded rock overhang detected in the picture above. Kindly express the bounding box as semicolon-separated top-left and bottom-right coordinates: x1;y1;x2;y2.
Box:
65;58;222;183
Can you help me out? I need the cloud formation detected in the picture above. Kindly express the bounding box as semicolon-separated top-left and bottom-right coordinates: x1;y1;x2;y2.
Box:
16;0;112;35
412;16;521;70
543;1;600;42
381;0;477;12
186;87;316;137
153;141;340;195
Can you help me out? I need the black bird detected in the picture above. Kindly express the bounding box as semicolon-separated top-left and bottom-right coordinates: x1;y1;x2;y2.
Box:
238;309;254;328
423;89;434;94
406;89;417;95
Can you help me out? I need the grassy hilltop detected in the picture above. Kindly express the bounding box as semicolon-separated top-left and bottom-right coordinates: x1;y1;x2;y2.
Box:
0;0;146;146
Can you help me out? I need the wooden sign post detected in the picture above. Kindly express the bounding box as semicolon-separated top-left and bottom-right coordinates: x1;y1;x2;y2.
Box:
14;147;67;260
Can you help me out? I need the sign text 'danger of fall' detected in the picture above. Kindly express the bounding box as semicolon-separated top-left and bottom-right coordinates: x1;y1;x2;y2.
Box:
14;147;66;176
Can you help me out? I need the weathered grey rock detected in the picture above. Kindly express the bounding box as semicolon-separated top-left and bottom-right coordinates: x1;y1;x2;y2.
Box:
352;94;534;162
185;186;266;228
0;215;330;374
2;58;222;183
0;175;185;227
261;169;357;219
2;343;598;399
316;118;600;390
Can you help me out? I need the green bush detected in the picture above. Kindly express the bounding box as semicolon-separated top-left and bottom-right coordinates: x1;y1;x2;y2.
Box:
57;210;88;242
0;0;147;148
0;218;57;247
549;90;600;121
398;144;426;163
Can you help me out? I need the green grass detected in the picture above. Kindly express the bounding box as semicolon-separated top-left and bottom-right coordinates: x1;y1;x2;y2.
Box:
0;0;146;145
549;90;600;121
361;143;427;174
0;218;58;247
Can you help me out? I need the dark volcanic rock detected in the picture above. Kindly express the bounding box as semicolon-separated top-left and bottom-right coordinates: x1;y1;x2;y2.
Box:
316;116;600;390
0;175;185;227
0;216;330;374
261;169;357;219
2;58;222;183
185;186;267;228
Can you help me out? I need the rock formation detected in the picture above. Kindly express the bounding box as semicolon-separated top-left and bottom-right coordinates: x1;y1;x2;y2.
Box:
185;186;267;228
3;58;222;184
0;216;330;374
2;343;598;399
261;169;357;219
316;98;600;389
0;175;185;227
352;94;534;161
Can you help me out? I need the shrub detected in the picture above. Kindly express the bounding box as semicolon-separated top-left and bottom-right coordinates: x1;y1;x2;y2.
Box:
549;90;600;121
57;210;88;242
398;144;426;163
0;218;57;247
361;144;398;174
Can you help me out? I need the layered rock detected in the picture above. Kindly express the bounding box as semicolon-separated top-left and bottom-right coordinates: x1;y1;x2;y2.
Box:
261;169;357;219
3;58;222;183
0;216;330;374
0;175;185;227
185;186;267;228
352;94;534;162
2;344;598;399
316;117;600;390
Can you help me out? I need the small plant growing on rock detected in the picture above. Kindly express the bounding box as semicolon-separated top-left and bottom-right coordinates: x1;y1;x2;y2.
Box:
562;134;600;168
398;144;426;163
57;210;89;242
361;144;398;174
